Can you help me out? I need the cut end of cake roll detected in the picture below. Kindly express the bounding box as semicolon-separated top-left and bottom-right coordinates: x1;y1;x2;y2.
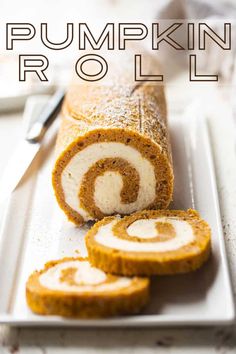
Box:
52;127;174;225
26;257;150;318
52;52;173;225
85;209;211;276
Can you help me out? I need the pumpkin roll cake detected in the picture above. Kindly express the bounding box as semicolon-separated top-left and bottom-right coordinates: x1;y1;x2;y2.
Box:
52;53;173;225
26;257;149;318
86;209;211;276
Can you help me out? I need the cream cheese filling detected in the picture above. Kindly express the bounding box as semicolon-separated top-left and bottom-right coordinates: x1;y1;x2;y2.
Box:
39;260;132;293
95;218;195;252
61;142;156;220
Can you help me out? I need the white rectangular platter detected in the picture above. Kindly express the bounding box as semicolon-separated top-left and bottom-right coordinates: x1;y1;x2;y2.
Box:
0;97;234;327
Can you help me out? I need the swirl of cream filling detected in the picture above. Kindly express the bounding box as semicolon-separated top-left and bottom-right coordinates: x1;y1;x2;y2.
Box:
39;260;132;293
61;142;156;221
95;217;195;252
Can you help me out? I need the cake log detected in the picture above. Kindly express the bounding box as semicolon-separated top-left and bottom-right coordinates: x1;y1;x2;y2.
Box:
52;53;174;225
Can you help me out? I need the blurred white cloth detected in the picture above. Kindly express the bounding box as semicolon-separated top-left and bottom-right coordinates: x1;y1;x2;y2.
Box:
157;0;236;19
153;0;236;82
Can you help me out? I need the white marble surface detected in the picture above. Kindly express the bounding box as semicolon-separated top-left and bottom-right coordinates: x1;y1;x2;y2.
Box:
0;82;236;353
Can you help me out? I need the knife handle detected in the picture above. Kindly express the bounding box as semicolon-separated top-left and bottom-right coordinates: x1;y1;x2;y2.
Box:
25;88;65;143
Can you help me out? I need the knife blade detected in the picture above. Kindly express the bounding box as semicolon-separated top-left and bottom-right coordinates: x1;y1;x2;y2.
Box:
0;88;65;201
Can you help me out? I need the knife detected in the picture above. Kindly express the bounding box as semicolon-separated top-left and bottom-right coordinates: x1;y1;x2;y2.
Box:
0;89;65;201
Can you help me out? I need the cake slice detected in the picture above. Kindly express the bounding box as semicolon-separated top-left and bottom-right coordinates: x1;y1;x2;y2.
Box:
26;257;149;318
86;209;211;276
